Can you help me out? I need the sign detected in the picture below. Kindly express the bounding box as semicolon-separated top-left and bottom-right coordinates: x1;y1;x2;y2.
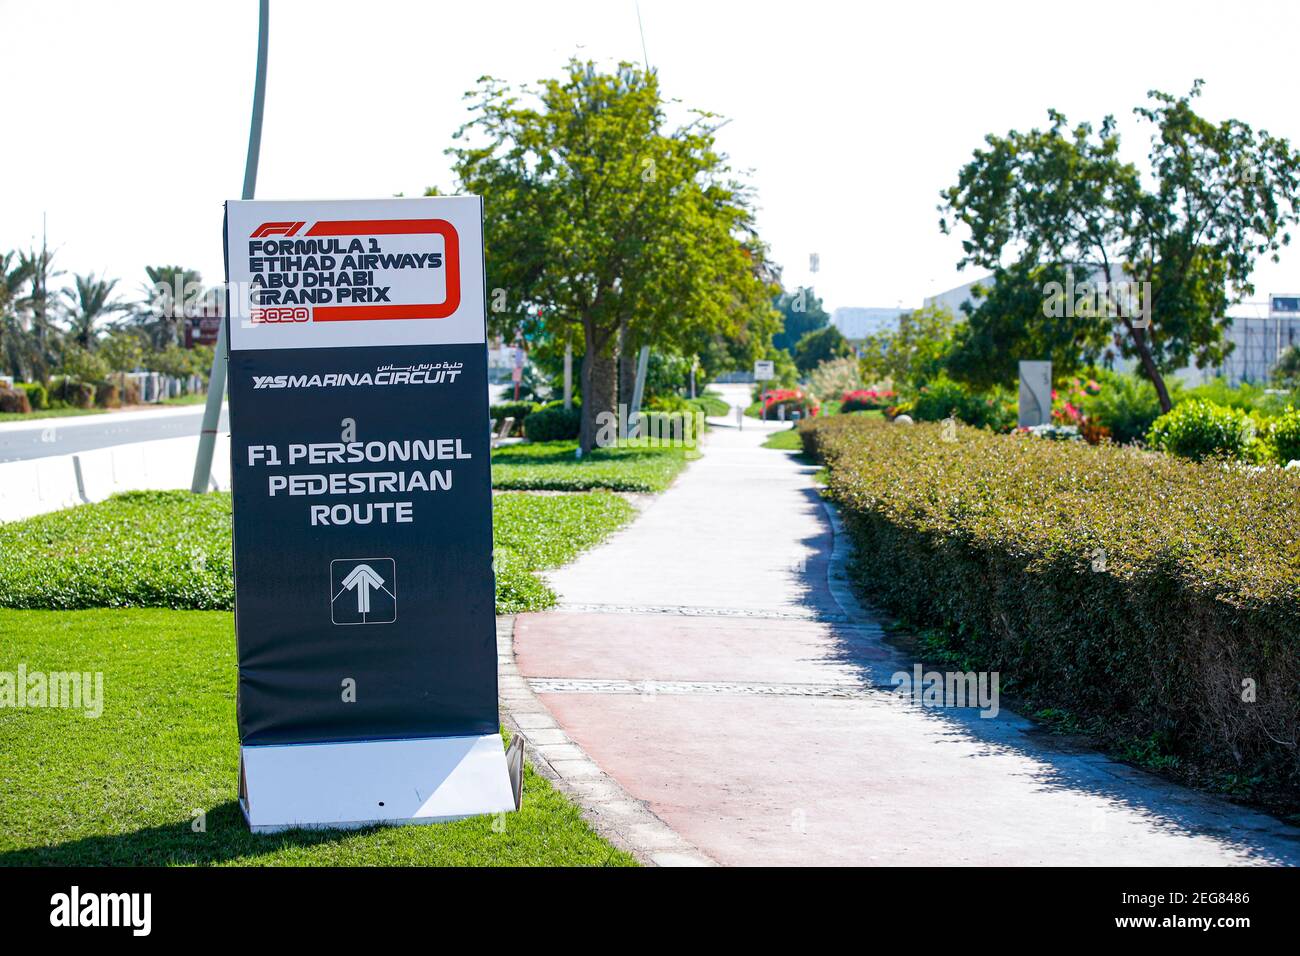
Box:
1018;360;1052;428
185;311;222;348
1270;293;1300;317
223;196;514;831
754;359;775;381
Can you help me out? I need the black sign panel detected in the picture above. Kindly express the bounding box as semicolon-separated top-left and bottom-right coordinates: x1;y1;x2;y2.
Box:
227;344;496;745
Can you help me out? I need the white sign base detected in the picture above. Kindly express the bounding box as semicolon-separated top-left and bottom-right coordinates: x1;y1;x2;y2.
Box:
240;734;516;833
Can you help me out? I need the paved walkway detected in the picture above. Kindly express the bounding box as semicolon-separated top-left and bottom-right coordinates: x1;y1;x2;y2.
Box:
508;384;1300;866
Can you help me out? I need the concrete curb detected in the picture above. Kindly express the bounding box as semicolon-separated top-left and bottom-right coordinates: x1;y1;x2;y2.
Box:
496;615;715;867
0;434;231;522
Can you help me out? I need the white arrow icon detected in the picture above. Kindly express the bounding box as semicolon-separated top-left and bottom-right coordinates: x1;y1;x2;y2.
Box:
339;563;386;614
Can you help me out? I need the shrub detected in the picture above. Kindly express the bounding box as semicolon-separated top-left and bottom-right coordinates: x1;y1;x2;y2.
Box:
19;381;47;410
490;401;540;436
1146;399;1261;462
524;403;581;442
760;388;818;419
910;375;1014;430
841;388;896;413
59;345;109;384
1269;406;1300;465
1081;372;1165;445
648;393;691;414
808;356;860;403
802;414;1300;802
93;381;120;408
0;387;32;414
50;376;95;409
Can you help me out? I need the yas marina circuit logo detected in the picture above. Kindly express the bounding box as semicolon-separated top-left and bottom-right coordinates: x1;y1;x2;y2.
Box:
251;361;465;390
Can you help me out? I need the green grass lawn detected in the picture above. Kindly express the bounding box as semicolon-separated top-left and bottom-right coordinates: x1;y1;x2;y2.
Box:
762;427;804;451
0;608;636;866
0;406;109;423
160;393;209;406
491;439;695;492
0;489;634;614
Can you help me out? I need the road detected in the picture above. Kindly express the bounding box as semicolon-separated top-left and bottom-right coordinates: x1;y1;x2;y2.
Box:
0;405;228;463
2;385;508;463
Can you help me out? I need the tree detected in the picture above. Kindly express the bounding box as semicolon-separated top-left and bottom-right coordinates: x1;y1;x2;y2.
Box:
940;82;1300;412
792;324;851;373
771;286;829;353
0;251;34;380
18;240;62;380
1274;344;1300;387
450;61;778;451
859;303;956;387
945;262;1110;390
134;266;204;349
62;273;126;350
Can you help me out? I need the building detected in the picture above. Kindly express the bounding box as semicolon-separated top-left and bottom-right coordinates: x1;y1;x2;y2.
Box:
1211;296;1300;385
831;306;908;342
923;275;1300;386
923;277;993;319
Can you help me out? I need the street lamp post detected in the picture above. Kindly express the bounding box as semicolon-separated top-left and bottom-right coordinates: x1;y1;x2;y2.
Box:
191;0;269;494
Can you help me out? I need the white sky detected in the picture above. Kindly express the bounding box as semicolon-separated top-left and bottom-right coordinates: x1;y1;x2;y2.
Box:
5;0;1300;316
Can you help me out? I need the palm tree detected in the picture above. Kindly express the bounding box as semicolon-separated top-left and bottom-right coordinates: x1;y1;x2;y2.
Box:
135;265;203;348
1;251;36;381
62;273;126;350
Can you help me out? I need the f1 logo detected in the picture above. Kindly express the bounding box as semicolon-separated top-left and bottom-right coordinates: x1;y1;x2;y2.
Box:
249;221;305;238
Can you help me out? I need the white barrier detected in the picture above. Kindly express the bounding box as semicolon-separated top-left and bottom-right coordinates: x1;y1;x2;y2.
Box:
0;434;231;523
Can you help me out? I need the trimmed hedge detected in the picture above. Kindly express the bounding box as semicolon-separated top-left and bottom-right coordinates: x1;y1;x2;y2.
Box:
523;402;581;442
18;381;47;410
489;401;540;436
803;414;1300;802
0;387;32;414
1147;399;1261;462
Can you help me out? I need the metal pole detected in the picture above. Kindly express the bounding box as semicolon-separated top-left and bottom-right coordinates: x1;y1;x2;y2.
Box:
627;345;650;439
192;0;268;494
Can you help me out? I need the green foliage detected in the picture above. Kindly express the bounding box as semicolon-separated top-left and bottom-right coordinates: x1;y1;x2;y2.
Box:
1275;344;1300;386
1146;399;1261;462
771;286;830;353
48;376;95;409
492;440;692;492
940;81;1300;412
910;374;1015;430
0;490;634;616
490;401;540;436
946;262;1110;390
450;60;779;451
17;380;46;409
62;272;126;349
792;325;850;374
58;344;108;384
807;356;860;402
1080;371;1166;444
802;414;1300;799
0;607;636;865
689;390;729;417
859;304;956;388
1269;406;1300;465
99;331;145;374
522;403;581;442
